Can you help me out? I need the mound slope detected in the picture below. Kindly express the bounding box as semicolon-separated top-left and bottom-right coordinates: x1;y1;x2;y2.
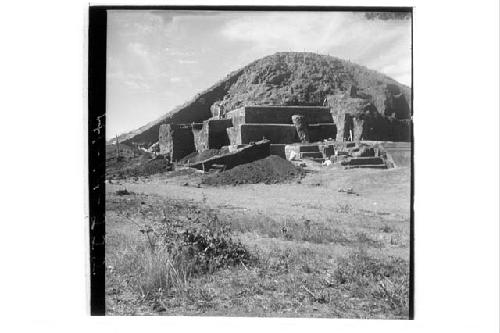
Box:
121;52;411;147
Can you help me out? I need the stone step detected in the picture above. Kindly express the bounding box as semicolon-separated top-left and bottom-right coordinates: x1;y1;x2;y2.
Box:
319;144;335;154
344;164;388;169
298;145;321;152
226;106;334;126
345;157;385;165
269;144;287;159
299;152;324;159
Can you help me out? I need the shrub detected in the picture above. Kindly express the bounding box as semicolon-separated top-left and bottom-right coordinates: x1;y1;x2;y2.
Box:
115;189;133;196
126;208;254;296
176;216;254;274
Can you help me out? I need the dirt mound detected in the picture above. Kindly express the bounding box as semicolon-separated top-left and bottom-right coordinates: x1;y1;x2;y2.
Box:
202;155;305;186
137;158;171;176
179;147;230;164
121;52;411;147
107;156;171;179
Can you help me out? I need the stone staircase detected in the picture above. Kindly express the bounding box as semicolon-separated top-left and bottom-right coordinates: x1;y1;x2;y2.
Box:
283;141;393;169
341;156;388;169
298;145;324;160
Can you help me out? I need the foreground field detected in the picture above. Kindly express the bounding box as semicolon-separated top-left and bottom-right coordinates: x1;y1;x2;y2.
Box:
105;165;411;318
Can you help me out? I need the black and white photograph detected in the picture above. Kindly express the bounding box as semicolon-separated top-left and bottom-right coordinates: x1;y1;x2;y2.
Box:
1;0;499;331
96;7;413;318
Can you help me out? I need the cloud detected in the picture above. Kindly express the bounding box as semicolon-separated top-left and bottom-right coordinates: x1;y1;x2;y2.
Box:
164;48;194;57
107;71;152;92
178;59;198;64
169;77;182;83
221;12;411;85
106;10;412;139
123;79;151;90
127;42;149;58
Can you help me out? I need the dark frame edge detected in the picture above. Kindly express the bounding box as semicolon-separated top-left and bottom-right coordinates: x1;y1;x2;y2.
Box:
87;4;414;319
88;6;107;316
409;7;415;320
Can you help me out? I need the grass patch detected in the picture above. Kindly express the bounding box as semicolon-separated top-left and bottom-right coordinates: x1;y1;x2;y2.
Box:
106;192;410;318
332;249;409;316
380;224;394;233
228;213;351;245
107;201;253;299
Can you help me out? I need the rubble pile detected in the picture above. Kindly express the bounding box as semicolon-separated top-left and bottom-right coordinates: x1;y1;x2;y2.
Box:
202;155;305;186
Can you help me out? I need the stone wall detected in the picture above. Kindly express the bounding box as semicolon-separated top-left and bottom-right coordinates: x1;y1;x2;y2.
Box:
228;124;299;145
328;92;411;142
192;119;233;152
353;118;365;141
354;116;411;142
270;144;287;159
308;123;337;142
334;113;354;141
159;124;196;161
208;119;233;149
191;123;206;152
227;106;334;127
188;140;271;170
158;124;171;155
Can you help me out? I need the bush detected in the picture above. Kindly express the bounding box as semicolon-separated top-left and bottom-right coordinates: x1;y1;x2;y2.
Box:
115;189;133;196
128;209;254;296
175;214;254;274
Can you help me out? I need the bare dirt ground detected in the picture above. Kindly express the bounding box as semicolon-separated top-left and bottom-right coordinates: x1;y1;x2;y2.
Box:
105;163;411;318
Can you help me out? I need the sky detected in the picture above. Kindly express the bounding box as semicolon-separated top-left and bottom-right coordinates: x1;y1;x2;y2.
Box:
106;10;411;139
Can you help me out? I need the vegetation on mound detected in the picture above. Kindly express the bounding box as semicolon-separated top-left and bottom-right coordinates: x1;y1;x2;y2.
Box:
218;52;410;114
107;155;171;179
121;52;411;147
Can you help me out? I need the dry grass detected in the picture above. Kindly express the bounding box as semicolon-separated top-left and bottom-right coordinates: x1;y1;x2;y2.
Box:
106;189;410;318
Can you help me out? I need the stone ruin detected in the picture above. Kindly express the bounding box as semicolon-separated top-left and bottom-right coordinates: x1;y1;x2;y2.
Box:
327;85;411;142
158;91;411;166
159;105;338;162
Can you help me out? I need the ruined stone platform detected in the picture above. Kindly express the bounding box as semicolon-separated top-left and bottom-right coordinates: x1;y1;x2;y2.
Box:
159;124;195;161
192;118;233;152
227;123;336;145
226;105;334;127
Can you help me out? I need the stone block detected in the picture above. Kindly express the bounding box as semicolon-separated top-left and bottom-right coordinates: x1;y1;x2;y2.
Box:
345;157;385;165
227;124;299;145
188;140;270;171
297;145;320;152
334;113;354;141
227;106;334;127
299;152;323;159
319;145;335;158
270;144;287;159
308;123;337;142
192;119;233;152
159;124;195;161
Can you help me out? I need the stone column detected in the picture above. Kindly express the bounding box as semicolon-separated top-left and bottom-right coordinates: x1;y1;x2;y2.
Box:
158;124;170;155
352;117;365;141
292;115;310;143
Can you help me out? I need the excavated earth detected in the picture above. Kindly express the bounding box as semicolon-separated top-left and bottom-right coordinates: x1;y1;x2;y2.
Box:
201;155;305;186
